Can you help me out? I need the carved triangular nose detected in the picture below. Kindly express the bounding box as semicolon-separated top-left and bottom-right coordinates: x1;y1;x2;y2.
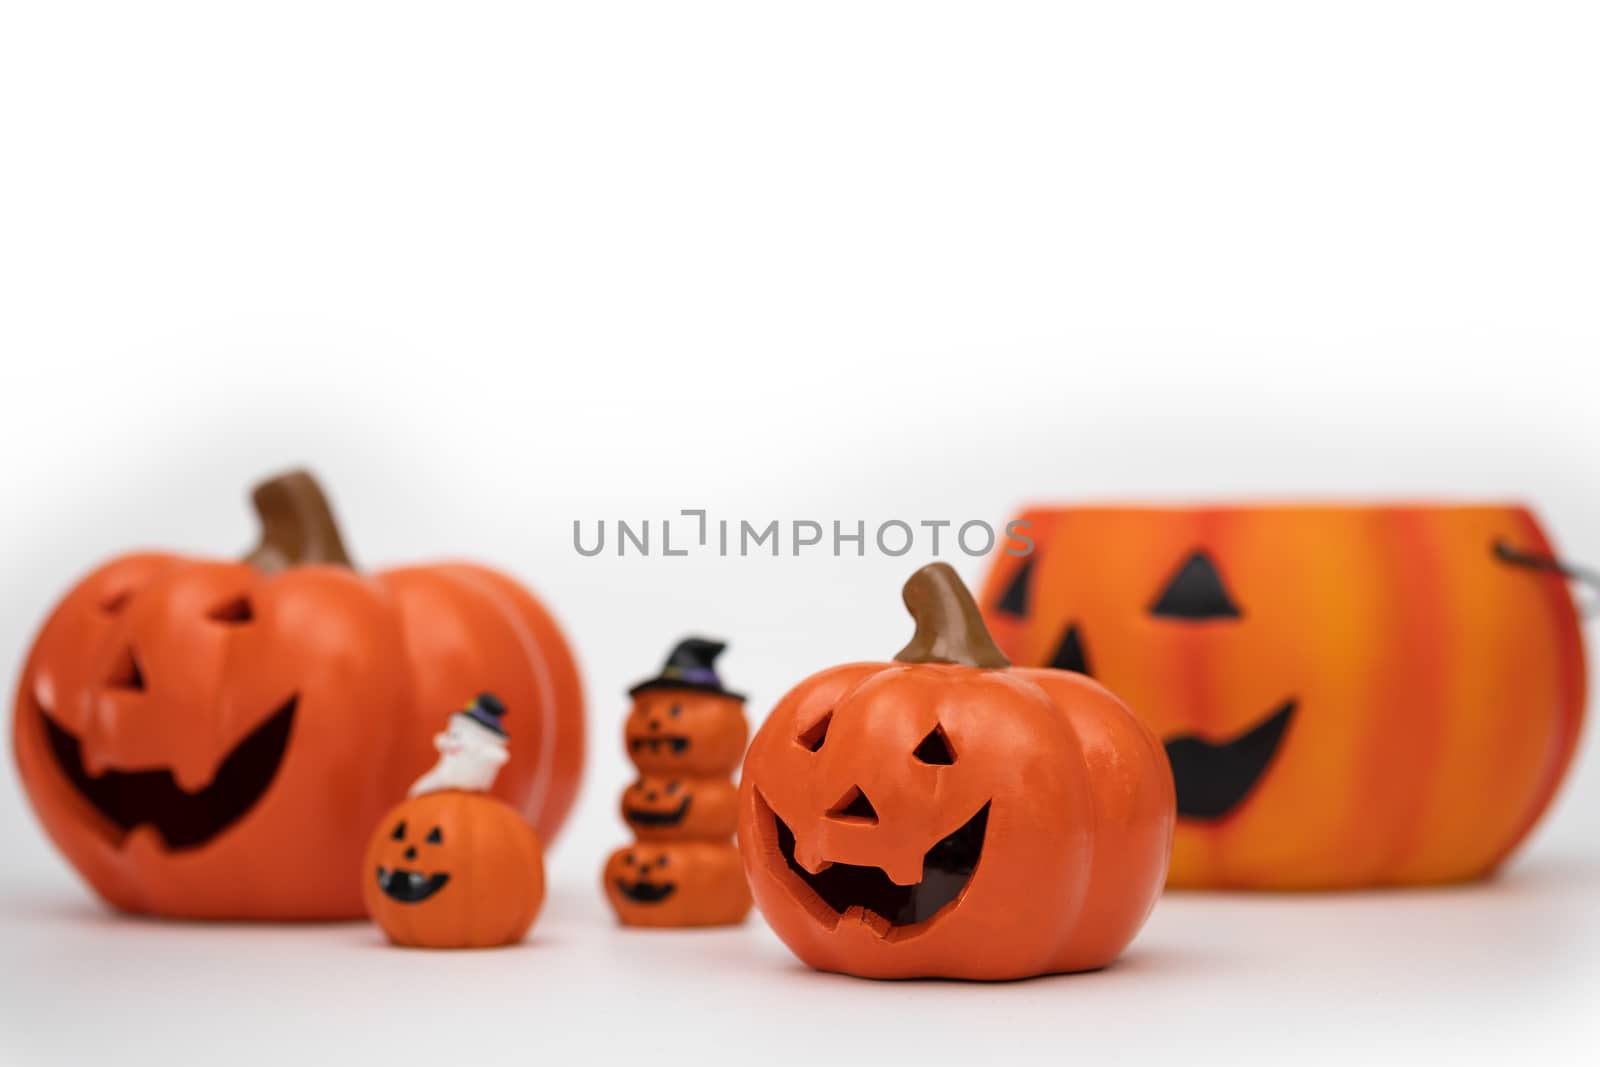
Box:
1149;550;1242;620
827;785;878;824
1049;623;1091;675
104;645;145;691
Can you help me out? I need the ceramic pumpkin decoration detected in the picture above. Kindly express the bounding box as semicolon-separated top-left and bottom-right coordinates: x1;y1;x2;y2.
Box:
621;775;738;841
12;470;584;919
364;694;545;948
602;841;751;928
738;562;1174;981
625;638;748;776
606;637;751;926
978;504;1589;890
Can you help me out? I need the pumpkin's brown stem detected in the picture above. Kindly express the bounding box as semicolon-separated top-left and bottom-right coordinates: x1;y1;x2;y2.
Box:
244;469;354;572
893;562;1010;669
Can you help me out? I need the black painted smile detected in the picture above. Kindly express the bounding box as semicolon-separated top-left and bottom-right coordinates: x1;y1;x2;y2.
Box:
624;796;692;828
1163;699;1297;820
376;866;451;904
616;879;678;904
39;696;298;850
630;736;689;755
767;794;989;935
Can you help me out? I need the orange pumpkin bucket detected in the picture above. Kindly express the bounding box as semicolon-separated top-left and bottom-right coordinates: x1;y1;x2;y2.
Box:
978;503;1589;890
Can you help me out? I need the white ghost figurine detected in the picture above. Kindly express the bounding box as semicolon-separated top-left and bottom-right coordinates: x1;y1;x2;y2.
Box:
408;693;511;797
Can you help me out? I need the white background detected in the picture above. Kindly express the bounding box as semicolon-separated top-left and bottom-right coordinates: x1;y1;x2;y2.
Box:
1;2;1597;1064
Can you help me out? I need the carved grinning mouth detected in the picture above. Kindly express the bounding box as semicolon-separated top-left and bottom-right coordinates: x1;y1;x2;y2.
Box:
376;867;451;904
1163;699;1297;820
630;736;690;755
624;796;692;828
39;696;298;850
616;879;678;904
763;792;989;936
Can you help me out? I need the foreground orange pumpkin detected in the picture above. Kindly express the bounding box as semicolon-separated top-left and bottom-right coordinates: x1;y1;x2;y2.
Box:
979;504;1588;889
363;787;545;948
738;563;1174;980
12;470;584;919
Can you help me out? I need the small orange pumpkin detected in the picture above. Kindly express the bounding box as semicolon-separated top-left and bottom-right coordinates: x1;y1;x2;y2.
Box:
11;470;584;919
738;563;1174;981
620;775;738;841
363;788;545;949
602;841;751;928
979;504;1588;889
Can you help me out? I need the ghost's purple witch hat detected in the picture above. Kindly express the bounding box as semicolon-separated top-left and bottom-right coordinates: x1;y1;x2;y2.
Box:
628;637;744;701
455;691;509;737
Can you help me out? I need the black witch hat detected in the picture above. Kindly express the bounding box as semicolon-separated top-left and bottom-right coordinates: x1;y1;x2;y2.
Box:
454;691;509;737
628;637;743;701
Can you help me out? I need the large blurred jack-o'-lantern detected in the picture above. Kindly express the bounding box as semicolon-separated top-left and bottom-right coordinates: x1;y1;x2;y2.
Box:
12;470;585;919
738;563;1173;980
979;504;1589;890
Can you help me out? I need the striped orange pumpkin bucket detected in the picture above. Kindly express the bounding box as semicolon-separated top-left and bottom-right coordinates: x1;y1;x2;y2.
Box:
978;504;1588;890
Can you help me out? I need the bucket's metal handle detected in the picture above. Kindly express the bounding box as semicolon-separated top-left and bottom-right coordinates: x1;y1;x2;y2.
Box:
1493;540;1600;618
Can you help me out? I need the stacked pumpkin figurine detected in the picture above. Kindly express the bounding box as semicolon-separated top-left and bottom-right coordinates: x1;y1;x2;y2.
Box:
603;638;752;927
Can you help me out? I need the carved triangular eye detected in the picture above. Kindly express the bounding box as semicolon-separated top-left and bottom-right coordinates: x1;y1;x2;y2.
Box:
913;725;956;765
995;557;1034;617
207;595;254;624
100;589;135;615
390;821;407;841
425;826;442;844
1049;624;1092;675
797;712;831;752
1149;550;1242;620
